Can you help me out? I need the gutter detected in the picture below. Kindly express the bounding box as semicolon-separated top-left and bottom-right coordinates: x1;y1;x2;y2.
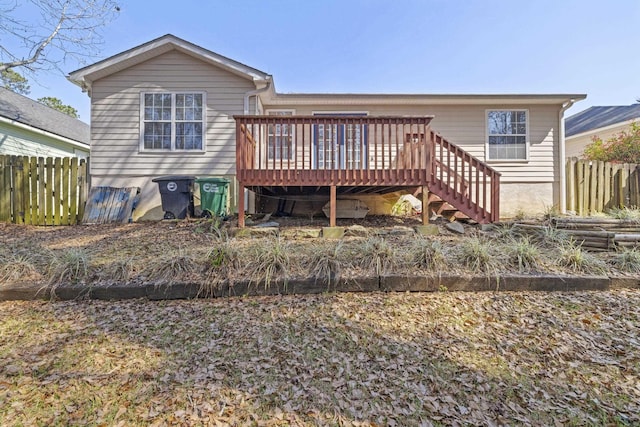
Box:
243;77;272;114
0;115;90;151
559;98;578;214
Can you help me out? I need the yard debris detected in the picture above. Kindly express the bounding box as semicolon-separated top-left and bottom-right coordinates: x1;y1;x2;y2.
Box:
1;291;639;425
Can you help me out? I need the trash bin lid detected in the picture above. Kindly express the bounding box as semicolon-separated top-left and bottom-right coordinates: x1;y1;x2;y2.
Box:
195;177;230;184
152;175;196;182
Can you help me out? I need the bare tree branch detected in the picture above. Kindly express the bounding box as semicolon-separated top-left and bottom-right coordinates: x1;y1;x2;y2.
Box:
0;0;119;76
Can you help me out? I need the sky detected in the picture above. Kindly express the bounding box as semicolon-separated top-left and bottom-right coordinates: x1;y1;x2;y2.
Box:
5;0;640;123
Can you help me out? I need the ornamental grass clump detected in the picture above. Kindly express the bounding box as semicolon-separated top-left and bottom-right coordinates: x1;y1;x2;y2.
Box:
353;236;399;276
248;238;290;288
611;248;640;274
409;238;447;271
142;247;201;285
309;241;343;285
608;207;640;222
507;236;543;272
47;247;92;285
558;242;607;274
458;237;496;273
0;250;40;285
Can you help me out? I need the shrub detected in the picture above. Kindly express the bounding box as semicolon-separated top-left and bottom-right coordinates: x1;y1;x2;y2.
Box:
583;122;640;163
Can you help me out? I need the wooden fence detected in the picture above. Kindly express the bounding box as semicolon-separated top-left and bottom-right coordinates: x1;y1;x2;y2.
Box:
0;155;89;225
566;158;640;215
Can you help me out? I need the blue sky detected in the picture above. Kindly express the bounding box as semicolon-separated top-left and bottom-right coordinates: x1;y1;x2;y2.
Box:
11;0;640;123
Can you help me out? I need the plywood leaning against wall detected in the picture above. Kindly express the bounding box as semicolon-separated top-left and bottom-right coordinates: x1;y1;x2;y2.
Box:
0;155;89;225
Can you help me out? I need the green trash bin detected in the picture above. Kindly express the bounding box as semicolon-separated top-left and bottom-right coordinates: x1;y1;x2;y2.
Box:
195;177;230;218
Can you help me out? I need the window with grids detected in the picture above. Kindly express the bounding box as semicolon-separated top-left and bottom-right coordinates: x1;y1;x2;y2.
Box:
267;110;294;160
141;93;204;151
487;110;528;160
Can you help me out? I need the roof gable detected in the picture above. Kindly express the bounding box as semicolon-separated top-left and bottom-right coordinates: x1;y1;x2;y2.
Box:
0;87;90;145
566;104;640;137
68;34;271;91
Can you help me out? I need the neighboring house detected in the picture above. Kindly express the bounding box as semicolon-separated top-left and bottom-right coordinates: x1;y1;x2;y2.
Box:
0;87;90;158
565;104;640;159
68;34;585;223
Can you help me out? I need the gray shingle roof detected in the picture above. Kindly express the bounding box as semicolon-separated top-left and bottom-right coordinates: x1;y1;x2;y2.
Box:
566;104;640;137
0;87;89;145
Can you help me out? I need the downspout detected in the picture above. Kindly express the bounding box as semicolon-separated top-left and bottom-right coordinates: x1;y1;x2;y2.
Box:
243;78;271;114
559;99;576;214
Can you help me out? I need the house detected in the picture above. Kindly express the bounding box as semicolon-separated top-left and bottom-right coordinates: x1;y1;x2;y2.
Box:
566;104;640;158
0;87;90;158
67;34;585;224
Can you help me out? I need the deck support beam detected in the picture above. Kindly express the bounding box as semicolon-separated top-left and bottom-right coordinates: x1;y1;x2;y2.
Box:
421;186;430;225
238;183;245;228
329;185;337;227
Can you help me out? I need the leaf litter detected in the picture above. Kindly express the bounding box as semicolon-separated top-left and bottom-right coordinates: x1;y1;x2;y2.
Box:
1;290;639;425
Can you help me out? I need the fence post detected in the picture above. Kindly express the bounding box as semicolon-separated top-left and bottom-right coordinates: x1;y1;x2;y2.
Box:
78;158;87;221
0;155;10;222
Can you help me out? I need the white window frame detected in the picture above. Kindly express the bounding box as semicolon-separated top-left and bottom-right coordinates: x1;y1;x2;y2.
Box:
311;111;369;169
265;109;296;161
485;109;529;162
139;92;206;153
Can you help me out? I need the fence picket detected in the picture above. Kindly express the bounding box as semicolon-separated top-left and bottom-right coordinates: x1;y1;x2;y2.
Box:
29;157;38;225
38;157;46;225
0;155;89;226
567;158;640;214
12;156;24;224
61;157;70;225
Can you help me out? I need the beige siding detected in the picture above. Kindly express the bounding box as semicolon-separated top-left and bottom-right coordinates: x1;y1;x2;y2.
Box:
90;49;255;178
261;103;562;216
269;104;560;184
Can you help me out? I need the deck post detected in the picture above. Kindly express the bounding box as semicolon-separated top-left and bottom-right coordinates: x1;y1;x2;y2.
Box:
421;185;430;225
238;183;245;228
329;185;337;227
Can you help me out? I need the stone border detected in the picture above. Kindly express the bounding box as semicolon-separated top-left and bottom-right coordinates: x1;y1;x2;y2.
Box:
1;275;638;301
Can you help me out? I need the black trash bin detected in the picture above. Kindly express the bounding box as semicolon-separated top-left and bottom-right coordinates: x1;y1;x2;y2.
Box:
152;175;195;219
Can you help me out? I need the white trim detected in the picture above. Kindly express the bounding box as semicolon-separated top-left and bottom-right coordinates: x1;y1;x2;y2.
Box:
0;115;89;151
485;109;529;162
139;91;207;153
559;99;577;214
263;94;586;107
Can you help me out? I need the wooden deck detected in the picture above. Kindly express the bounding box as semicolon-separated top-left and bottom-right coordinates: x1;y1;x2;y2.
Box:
235;115;500;227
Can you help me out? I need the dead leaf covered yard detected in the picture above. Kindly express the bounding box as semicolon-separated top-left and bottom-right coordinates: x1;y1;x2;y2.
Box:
1;291;639;426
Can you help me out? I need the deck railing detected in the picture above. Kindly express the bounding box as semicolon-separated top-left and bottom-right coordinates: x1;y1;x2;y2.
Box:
235;115;500;223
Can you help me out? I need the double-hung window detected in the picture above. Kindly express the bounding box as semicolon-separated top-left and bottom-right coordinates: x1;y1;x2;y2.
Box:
141;92;205;151
487;110;528;160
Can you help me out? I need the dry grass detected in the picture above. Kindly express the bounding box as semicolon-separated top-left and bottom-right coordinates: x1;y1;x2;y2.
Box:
1;292;639;425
